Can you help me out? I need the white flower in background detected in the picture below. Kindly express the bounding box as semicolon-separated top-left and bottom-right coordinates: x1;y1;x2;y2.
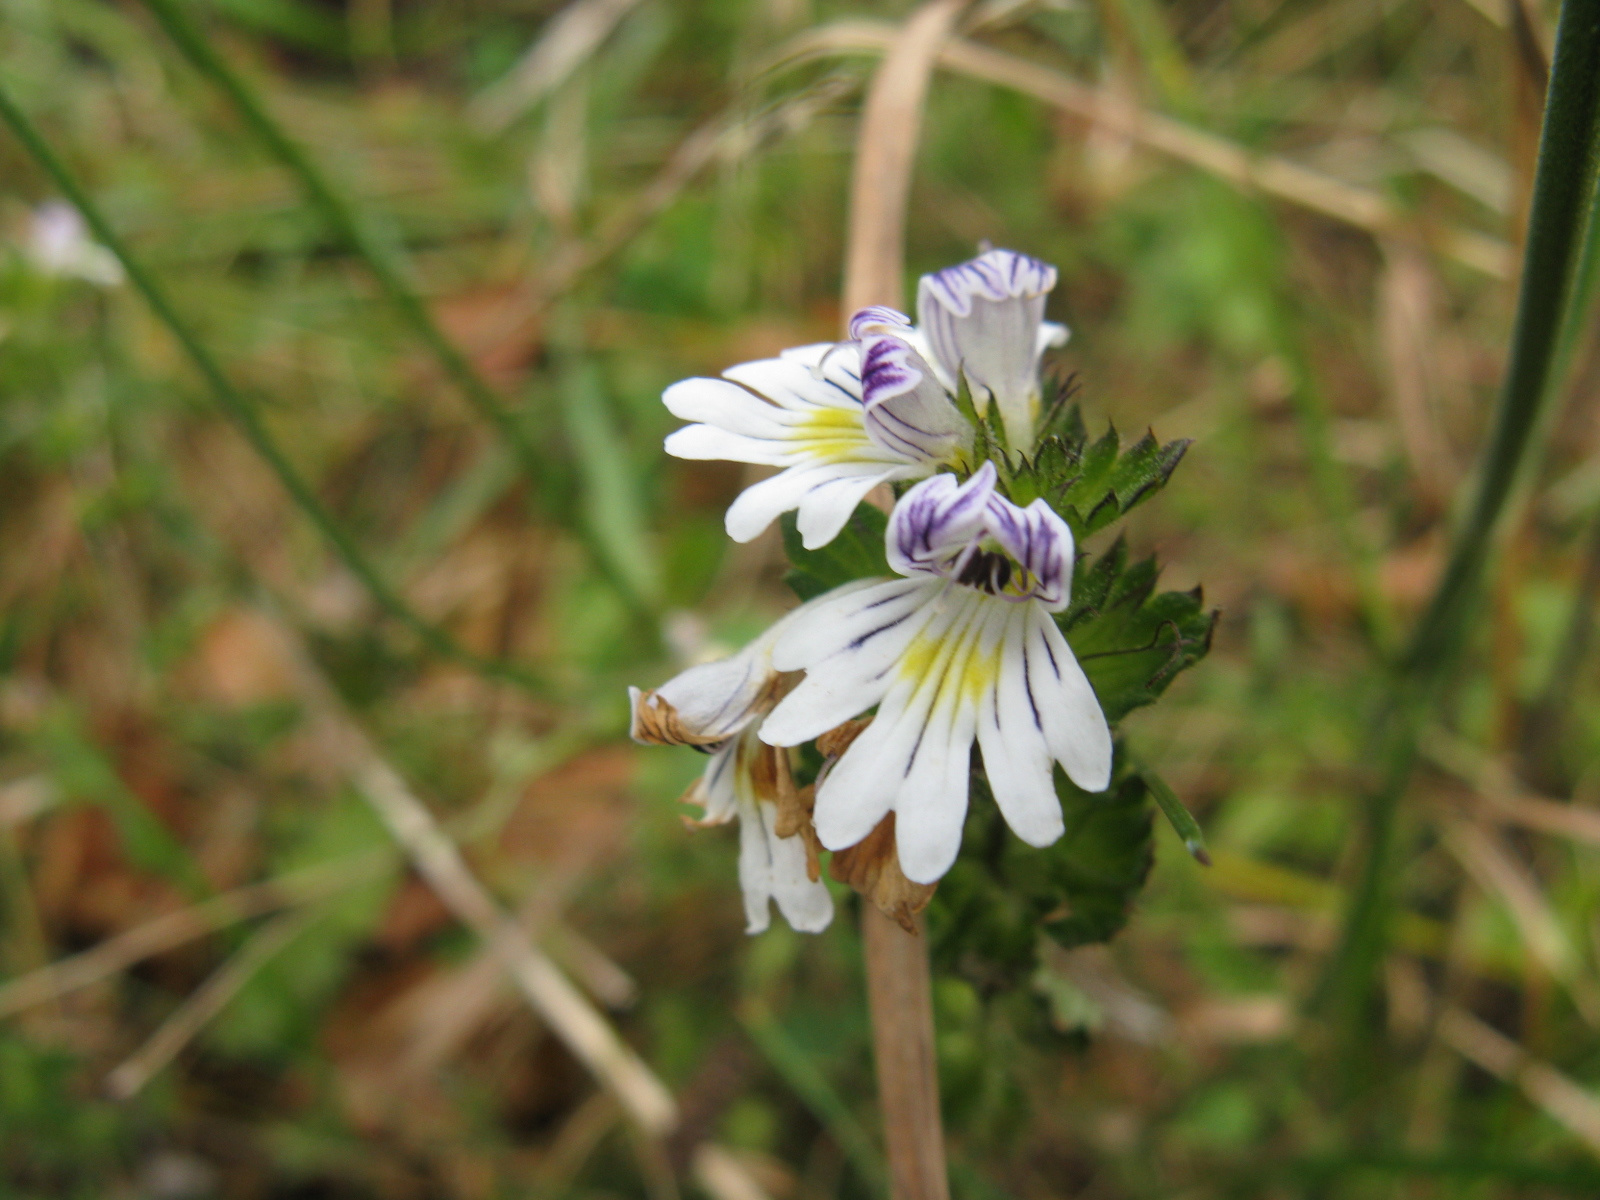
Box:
915;248;1067;448
661;336;970;550
629;598;869;933
759;463;1111;885
25;201;124;287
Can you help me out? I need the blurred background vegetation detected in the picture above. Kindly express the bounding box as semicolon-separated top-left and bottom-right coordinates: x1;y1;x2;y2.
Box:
2;0;1600;1196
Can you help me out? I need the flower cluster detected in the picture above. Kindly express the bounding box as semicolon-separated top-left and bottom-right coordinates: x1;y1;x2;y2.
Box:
632;249;1117;934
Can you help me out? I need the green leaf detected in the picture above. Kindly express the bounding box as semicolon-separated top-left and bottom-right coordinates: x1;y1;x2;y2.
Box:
781;505;891;601
1060;536;1216;723
1007;406;1190;540
928;752;1154;990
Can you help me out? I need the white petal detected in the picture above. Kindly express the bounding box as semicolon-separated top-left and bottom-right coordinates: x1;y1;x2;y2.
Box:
810;588;993;880
890;686;981;882
636;598;826;746
696;741;742;824
977;608;1063;846
1030;609;1113;792
809;694;909;850
917;250;1057;447
779;342;836;367
761;580;938;745
721;462;892;546
664;423;787;466
795;467;907;550
769;577;931;672
737;796;834;935
649;655;771;743
724;355;862;412
664;377;791;436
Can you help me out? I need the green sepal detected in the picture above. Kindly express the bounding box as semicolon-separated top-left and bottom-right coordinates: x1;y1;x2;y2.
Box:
927;748;1154;991
1131;751;1211;865
1060;535;1217;723
1007;405;1190;540
780;505;891;601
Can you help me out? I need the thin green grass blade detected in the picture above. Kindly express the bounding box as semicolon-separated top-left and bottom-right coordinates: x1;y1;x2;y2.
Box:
1323;0;1600;1036
200;0;345;54
138;0;659;626
557;360;662;607
738;1003;887;1193
1403;0;1600;676
0;81;550;697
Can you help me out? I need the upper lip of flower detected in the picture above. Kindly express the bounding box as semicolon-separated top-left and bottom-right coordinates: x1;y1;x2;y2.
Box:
914;248;1068;449
888;461;1072;610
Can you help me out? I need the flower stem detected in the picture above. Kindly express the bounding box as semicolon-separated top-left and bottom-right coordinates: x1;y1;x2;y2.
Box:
840;3;967;1194
861;906;949;1200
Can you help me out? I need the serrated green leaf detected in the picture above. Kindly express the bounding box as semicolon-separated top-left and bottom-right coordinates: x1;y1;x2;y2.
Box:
780;505;891;601
1061;539;1216;723
1033;374;1084;446
1012;409;1190;540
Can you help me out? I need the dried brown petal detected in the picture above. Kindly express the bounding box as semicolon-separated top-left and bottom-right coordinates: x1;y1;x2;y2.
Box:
678;774;732;827
830;813;936;933
629;690;726;748
817;716;873;760
766;751;823;884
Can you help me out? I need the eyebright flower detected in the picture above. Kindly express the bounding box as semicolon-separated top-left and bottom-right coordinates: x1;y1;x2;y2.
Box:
659;248;1066;554
758;463;1112;885
661;340;970;551
629;601;859;934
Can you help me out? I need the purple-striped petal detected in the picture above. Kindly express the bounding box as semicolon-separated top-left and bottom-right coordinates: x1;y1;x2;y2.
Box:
859;333;972;464
885;463;1073;607
916;248;1060;448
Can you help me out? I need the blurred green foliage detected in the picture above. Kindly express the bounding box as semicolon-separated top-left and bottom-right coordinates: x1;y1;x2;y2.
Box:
3;0;1600;1197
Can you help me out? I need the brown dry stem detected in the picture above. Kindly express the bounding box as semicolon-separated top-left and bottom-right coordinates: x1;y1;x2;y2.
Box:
837;4;965;1198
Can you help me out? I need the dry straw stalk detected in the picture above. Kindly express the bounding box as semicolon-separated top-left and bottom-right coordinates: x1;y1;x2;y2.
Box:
838;2;969;1198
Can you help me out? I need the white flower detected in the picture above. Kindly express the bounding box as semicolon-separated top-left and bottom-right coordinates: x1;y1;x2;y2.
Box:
657;248;1066;552
661;336;971;551
758;463;1111;885
692;726;834;935
629;599;866;934
915;248;1067;448
25;201;123;287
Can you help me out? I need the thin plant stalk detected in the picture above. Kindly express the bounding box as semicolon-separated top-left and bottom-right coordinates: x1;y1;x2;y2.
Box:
1403;0;1600;677
840;3;968;1197
1322;0;1600;1030
0;80;550;697
1520;164;1600;784
138;0;659;622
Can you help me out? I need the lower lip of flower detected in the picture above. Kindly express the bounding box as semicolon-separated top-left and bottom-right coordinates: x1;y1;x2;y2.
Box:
896;594;1002;705
795;407;871;463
